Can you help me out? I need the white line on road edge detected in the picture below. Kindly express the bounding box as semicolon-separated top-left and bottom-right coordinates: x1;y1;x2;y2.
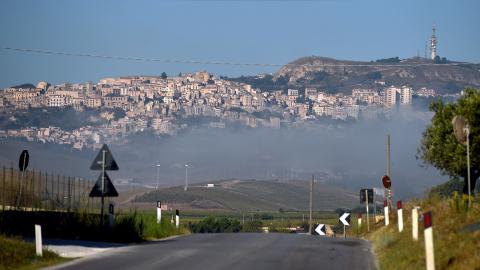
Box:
397;200;403;232
35;224;42;257
424;211;435;270
412;206;420;241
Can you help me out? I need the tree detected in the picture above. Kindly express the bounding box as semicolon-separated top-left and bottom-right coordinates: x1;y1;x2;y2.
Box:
161;72;167;80
417;88;480;195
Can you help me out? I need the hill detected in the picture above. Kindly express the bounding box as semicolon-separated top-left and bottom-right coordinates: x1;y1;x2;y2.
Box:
230;56;480;95
134;179;360;211
275;56;480;94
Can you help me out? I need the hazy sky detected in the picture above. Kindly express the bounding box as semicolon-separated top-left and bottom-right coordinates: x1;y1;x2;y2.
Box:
0;0;479;87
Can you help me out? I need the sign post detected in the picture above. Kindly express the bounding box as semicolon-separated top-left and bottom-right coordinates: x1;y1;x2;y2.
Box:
382;175;392;208
360;189;373;232
16;150;30;208
366;190;369;231
339;212;350;238
89;144;119;224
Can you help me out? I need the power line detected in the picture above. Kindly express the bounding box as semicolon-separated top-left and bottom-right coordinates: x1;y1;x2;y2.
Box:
0;46;474;67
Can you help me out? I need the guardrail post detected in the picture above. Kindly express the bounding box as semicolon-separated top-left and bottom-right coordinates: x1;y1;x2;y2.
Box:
397;200;403;232
412;206;420;241
157;201;162;224
35;224;43;257
424;211;435;270
384;200;389;226
175;209;180;228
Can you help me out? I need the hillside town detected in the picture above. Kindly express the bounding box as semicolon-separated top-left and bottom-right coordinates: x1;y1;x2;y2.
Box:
0;71;442;150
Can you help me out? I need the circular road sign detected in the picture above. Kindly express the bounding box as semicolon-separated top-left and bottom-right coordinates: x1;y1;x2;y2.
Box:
19;150;29;172
382;175;391;189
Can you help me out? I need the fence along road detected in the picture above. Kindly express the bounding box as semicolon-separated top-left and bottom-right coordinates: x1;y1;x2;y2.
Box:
0;166;100;212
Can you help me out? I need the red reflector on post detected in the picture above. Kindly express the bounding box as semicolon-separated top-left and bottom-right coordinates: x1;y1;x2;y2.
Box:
397;200;402;209
384;200;388;207
157;201;161;208
424;211;432;228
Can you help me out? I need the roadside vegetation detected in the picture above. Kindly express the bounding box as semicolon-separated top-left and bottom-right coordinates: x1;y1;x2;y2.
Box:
366;193;479;270
0;210;188;243
0;235;68;270
365;88;480;269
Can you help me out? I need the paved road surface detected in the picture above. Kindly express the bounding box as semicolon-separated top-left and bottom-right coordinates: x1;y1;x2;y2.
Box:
45;233;376;270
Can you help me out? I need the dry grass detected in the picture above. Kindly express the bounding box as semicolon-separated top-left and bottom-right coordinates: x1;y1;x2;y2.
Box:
367;195;480;270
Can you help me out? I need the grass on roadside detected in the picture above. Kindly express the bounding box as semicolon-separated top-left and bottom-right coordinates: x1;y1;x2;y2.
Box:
366;194;480;270
139;213;189;239
0;235;68;270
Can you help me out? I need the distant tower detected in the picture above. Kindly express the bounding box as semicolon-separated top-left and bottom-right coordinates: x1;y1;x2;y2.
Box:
430;25;437;60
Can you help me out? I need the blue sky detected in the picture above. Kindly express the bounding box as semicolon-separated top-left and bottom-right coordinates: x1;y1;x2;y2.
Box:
0;0;479;88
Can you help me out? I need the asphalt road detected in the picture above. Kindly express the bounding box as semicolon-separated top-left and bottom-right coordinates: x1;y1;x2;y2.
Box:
45;233;376;270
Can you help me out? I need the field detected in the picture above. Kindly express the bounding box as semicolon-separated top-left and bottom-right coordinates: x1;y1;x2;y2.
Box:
134;179;360;212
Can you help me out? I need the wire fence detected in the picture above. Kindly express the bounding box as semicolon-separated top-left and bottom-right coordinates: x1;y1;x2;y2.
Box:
0;166;101;213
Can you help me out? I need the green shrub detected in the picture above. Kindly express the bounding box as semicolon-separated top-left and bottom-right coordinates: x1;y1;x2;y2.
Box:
189;216;242;233
241;220;263;233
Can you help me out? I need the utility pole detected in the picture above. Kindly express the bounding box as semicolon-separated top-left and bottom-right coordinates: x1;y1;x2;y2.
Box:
465;125;471;207
386;135;392;208
101;150;106;223
309;175;314;235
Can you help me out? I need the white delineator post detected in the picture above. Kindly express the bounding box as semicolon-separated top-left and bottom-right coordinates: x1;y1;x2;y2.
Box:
175;209;180;228
156;201;162;224
35;224;42;257
357;214;362;231
412;206;419;241
384;200;389;226
424;211;435;270
397;200;403;232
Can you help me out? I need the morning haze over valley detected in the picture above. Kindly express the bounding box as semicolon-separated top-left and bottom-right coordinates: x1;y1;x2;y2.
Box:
1;1;479;269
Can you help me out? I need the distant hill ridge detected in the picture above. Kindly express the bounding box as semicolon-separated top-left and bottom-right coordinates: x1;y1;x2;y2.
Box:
273;56;480;94
134;179;359;211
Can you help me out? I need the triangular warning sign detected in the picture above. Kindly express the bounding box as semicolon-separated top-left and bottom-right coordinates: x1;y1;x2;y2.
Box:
90;144;119;171
89;172;119;197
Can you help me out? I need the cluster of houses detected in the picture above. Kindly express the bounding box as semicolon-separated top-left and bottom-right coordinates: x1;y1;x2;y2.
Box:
0;71;438;150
